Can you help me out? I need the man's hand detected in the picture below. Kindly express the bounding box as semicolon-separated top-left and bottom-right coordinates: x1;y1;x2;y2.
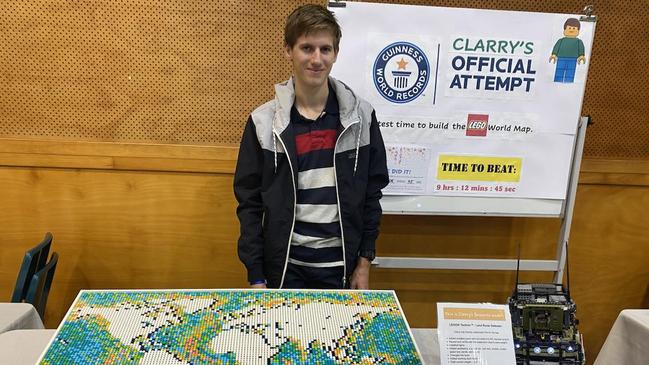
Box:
577;56;586;64
350;257;372;289
250;283;267;289
549;54;557;63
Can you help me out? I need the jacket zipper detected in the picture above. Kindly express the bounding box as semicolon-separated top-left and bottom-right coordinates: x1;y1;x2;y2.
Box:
275;130;297;289
334;120;360;288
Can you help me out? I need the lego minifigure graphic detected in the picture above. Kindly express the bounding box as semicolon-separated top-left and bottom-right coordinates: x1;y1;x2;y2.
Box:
549;18;586;83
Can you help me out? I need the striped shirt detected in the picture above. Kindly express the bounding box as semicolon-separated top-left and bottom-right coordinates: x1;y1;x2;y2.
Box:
288;89;343;268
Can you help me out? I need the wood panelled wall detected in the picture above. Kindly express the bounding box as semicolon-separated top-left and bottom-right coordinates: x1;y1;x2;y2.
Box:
1;140;649;364
0;0;648;158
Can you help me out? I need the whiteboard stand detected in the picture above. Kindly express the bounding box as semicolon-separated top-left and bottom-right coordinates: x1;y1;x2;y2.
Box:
376;116;590;284
553;116;589;283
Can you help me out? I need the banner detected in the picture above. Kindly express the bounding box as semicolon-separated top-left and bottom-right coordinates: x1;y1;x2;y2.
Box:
331;2;595;199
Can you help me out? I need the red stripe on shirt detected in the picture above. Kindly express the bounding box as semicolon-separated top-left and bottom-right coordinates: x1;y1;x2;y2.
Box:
295;129;337;156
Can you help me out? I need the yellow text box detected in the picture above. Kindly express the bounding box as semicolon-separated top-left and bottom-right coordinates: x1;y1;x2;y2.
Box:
437;155;522;182
443;308;506;321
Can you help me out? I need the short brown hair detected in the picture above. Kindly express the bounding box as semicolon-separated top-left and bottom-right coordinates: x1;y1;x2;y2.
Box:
284;4;342;51
564;18;581;30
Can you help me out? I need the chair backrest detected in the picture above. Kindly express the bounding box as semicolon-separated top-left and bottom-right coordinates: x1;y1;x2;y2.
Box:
25;252;59;320
11;232;53;302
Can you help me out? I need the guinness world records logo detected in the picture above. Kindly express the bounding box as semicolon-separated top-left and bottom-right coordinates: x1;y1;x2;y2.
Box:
373;41;430;103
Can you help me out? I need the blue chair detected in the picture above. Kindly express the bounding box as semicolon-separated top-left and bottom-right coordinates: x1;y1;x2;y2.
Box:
11;232;53;303
25;252;59;320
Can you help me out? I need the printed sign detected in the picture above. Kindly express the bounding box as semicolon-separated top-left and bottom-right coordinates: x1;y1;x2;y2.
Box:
331;2;595;199
437;302;516;365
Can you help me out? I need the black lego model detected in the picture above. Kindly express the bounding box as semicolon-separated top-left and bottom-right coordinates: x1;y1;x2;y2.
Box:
507;243;584;365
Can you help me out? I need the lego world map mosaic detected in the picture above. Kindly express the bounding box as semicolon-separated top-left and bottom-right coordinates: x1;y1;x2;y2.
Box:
38;290;422;364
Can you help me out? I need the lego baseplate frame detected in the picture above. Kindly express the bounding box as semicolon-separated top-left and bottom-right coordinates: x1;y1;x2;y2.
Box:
37;289;422;365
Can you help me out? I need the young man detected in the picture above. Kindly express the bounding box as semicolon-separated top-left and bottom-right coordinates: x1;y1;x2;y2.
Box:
234;4;389;289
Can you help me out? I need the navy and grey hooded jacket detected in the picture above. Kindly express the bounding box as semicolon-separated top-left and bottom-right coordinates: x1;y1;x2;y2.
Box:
234;76;389;288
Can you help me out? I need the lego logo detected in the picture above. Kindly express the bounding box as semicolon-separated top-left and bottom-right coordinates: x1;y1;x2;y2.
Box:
468;121;487;129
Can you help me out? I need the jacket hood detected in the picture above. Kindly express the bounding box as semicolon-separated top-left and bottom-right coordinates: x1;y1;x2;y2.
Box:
272;76;361;134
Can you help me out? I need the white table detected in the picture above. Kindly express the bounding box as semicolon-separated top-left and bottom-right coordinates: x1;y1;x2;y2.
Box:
0;329;56;364
0;328;441;365
0;303;44;333
412;328;440;364
594;309;649;365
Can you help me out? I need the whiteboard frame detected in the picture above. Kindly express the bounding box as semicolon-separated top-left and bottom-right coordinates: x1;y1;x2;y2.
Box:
382;196;564;217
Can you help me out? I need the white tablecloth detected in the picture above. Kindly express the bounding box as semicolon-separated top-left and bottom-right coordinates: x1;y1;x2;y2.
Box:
0;303;44;334
0;329;56;364
594;309;649;365
0;328;441;365
412;328;440;364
